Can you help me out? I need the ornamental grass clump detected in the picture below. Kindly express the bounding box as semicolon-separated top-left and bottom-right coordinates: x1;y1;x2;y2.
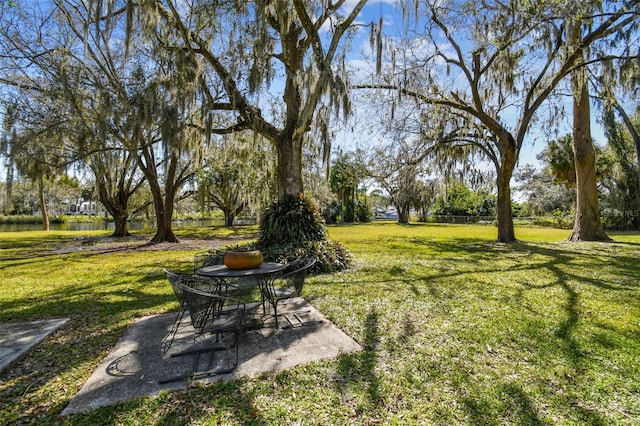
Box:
257;193;350;273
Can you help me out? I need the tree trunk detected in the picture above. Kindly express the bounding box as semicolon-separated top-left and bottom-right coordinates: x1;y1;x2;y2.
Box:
112;213;130;237
345;187;355;222
92;153;142;238
495;140;517;243
224;211;234;227
108;203;131;237
4;157;14;214
96;181;131;237
137;142;181;244
567;70;611;242
613;103;640;212
397;203;410;224
150;198;178;243
38;175;49;231
614;104;640;176
276;136;304;197
147;175;178;244
151;219;177;243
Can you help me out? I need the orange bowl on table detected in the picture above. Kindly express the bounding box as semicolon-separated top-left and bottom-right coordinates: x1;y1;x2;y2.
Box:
224;250;264;270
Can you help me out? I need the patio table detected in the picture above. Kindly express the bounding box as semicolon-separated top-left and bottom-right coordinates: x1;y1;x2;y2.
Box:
196;262;286;281
195;262;286;321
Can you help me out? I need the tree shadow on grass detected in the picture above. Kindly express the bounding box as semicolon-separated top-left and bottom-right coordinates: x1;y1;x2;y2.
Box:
457;381;543;425
0;269;179;322
340;238;639;422
454;375;609;425
334;306;382;414
0;269;184;422
63;378;270;426
511;241;639;368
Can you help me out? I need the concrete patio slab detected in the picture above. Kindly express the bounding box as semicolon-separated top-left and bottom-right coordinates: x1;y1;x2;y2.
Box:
0;318;69;374
62;298;361;415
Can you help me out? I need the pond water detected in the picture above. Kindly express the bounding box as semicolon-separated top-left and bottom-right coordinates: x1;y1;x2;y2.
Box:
0;218;240;233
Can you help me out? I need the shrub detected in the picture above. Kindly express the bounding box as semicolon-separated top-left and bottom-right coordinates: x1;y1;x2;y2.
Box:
1;215;45;225
255;193;351;273
354;200;373;222
258;194;327;247
258;240;351;274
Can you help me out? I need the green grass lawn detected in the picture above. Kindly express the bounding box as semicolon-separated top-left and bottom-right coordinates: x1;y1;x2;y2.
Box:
1;223;639;425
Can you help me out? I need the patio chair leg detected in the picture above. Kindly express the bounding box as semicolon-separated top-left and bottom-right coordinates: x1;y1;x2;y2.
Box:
273;303;279;329
162;308;187;353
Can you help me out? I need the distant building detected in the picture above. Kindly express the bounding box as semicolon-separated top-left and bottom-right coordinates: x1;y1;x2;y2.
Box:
66;201;105;216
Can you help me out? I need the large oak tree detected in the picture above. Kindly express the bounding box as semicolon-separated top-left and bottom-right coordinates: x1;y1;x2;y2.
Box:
359;0;639;242
126;0;369;199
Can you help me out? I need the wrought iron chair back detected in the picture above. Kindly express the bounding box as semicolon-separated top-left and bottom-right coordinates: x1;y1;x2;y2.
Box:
162;269;195;352
262;257;317;328
162;270;222;352
160;277;247;383
281;257;317;295
193;250;225;274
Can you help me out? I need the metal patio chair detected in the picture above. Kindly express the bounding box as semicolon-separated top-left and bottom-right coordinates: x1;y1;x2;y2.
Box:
262;257;321;329
162;269;220;353
159;278;246;383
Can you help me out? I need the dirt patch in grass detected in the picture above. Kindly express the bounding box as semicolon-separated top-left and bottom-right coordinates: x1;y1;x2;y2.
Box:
53;234;254;255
